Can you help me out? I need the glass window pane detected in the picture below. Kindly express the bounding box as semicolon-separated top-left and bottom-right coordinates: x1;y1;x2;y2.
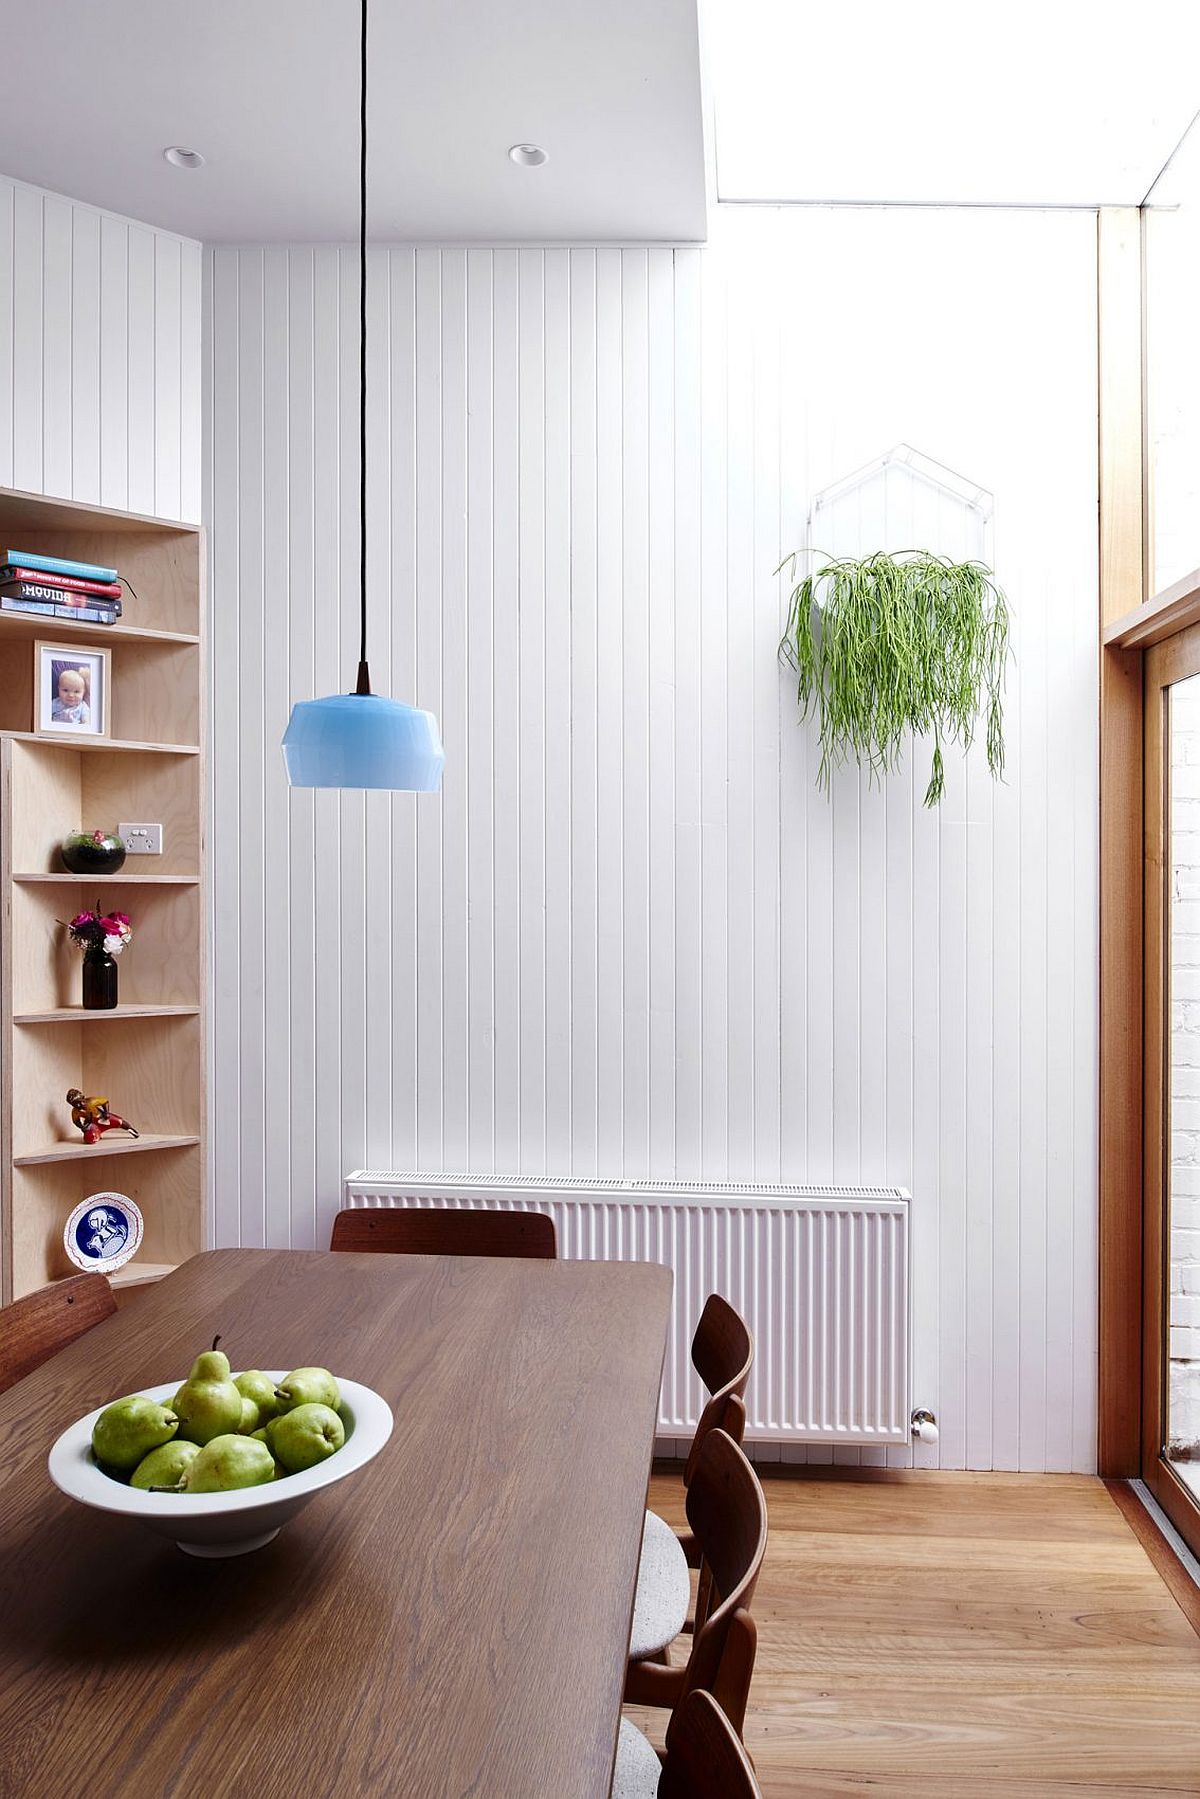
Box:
1169;673;1200;1497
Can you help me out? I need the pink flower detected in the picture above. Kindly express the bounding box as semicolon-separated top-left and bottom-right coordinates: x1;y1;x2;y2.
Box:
69;911;94;930
98;912;133;947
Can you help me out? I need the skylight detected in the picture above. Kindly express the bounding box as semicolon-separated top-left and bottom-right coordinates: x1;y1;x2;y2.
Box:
706;0;1200;208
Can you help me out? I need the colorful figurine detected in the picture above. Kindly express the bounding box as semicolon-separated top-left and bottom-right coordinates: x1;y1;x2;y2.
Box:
65;1088;140;1146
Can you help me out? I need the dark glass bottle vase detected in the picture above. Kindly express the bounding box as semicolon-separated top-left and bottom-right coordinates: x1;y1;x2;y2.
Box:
82;947;118;1011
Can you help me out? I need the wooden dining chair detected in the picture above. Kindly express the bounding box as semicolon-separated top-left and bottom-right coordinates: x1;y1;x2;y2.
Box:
659;1689;762;1797
623;1428;768;1734
628;1293;753;1665
615;1689;763;1799
681;1294;754;1484
0;1272;117;1395
329;1205;558;1259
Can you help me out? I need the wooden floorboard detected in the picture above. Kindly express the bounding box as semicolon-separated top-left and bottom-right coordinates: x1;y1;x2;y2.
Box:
632;1470;1200;1795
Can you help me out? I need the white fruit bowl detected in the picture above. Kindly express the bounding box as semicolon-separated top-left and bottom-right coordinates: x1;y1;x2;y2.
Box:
48;1372;393;1559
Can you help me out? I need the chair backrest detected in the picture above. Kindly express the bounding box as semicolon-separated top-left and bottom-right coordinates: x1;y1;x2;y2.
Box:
685;1293;753;1484
659;1690;763;1799
329;1206;557;1259
680;1428;768;1735
0;1273;118;1395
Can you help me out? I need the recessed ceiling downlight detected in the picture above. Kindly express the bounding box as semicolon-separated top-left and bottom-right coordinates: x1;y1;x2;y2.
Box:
508;143;548;168
163;146;206;170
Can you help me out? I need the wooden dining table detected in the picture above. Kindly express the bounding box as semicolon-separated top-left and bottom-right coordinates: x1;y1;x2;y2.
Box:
0;1247;672;1798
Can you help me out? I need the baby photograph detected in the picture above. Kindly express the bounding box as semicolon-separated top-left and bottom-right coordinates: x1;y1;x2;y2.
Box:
34;642;110;739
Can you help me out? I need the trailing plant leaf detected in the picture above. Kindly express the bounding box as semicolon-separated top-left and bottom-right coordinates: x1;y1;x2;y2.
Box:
777;550;1011;806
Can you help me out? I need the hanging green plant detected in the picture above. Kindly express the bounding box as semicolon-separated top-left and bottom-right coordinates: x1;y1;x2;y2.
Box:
777;550;1011;806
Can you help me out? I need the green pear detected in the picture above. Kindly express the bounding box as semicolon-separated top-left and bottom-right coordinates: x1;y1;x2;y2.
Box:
91;1395;179;1472
269;1402;345;1473
274;1366;340;1414
236;1395;259;1434
130;1439;200;1490
180;1433;277;1493
172;1337;244;1446
248;1424;285;1479
234;1369;280;1428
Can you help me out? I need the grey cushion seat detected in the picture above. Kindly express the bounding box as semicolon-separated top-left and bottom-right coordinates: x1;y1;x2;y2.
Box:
610;1716;662;1798
628;1508;690;1661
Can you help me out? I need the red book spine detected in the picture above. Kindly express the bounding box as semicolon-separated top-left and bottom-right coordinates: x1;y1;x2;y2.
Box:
4;566;121;598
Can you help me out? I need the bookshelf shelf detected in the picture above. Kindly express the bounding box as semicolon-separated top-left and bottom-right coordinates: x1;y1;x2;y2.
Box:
109;1260;177;1291
0;613;200;648
13;873;201;886
0;487;206;1300
15;1005;201;1025
13;1134;202;1169
0;486;201;538
1;732;199;756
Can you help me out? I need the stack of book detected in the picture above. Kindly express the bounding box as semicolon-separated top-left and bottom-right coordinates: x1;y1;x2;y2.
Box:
0;548;124;626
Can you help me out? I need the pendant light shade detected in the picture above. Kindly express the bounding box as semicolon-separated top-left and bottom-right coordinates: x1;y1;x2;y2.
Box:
283;693;444;791
282;0;443;794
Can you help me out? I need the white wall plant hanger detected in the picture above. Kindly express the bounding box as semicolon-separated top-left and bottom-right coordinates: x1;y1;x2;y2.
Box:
777;445;1010;806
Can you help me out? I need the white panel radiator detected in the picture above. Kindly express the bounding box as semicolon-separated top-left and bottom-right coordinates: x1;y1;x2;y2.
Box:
342;1173;911;1447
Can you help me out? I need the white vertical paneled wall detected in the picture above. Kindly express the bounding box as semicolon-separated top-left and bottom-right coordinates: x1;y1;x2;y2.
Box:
0;174;202;520
206;208;1100;1471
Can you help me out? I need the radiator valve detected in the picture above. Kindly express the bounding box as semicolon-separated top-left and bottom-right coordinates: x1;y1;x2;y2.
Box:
911;1407;939;1444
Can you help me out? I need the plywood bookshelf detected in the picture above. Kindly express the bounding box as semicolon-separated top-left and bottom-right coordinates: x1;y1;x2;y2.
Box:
0;486;206;1301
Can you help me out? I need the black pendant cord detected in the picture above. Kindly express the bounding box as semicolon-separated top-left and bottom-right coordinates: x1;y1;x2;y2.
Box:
355;0;371;697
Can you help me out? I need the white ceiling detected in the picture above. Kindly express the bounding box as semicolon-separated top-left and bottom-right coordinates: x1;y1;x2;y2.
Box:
709;0;1200;208
7;1;1200;244
1;0;708;243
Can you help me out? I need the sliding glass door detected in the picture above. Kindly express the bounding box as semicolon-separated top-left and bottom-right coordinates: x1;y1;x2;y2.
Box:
1145;625;1200;1554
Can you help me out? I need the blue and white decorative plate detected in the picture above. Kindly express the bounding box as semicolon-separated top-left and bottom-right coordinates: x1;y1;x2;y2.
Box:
63;1192;143;1273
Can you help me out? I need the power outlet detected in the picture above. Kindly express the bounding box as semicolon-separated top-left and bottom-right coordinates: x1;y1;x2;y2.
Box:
118;822;163;856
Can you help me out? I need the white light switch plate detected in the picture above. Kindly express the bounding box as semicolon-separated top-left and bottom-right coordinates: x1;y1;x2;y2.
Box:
118;822;163;855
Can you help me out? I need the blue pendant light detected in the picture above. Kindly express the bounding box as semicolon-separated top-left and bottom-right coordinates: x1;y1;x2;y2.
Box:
283;0;445;793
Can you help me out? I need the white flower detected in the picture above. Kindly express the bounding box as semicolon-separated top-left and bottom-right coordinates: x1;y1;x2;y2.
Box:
103;933;126;957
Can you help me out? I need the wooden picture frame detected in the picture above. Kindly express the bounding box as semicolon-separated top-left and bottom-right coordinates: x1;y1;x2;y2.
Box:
32;639;112;741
